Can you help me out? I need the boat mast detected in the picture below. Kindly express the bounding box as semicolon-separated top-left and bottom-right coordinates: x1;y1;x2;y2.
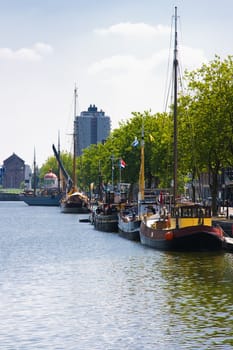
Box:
173;6;178;204
33;147;36;196
73;85;77;191
138;117;145;201
58;130;61;193
52;143;73;190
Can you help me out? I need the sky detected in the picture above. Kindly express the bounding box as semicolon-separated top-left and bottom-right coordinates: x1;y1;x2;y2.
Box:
0;0;232;167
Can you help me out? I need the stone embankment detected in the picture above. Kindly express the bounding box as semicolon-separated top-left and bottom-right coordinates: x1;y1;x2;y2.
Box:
0;193;20;201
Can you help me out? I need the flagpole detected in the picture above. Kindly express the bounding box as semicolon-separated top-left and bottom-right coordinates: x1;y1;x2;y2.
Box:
119;158;121;189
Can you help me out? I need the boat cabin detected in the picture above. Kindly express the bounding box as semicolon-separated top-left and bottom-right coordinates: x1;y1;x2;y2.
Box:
171;204;212;218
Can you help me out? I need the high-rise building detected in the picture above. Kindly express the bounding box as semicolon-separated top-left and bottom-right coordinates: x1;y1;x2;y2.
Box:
74;104;111;156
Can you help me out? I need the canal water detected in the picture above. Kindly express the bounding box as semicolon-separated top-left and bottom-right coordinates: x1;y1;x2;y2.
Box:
0;201;233;349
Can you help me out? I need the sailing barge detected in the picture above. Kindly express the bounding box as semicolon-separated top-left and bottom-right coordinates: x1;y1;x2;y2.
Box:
139;7;225;252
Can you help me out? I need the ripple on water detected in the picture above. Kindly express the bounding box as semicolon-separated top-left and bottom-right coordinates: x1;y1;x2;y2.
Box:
0;203;233;349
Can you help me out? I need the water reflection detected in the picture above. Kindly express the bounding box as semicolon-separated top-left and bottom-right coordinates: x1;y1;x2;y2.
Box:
0;202;233;349
159;252;233;348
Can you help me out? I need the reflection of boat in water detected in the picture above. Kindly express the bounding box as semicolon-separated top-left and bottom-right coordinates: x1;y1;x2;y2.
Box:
139;7;225;252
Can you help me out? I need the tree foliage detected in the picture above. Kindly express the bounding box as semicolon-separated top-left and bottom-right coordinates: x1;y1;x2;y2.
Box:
39;56;233;212
39;151;73;182
179;55;233;212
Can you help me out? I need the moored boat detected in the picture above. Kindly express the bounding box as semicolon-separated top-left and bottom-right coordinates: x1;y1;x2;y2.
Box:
21;149;62;207
118;204;140;241
139;7;225;252
53;87;90;214
93;203;118;232
60;191;90;214
140;202;225;251
117;121;146;241
21;191;62;206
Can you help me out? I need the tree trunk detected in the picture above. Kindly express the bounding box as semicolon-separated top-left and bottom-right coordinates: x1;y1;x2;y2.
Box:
210;170;219;216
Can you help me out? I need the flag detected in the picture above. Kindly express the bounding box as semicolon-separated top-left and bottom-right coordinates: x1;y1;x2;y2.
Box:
149;134;155;142
120;159;126;168
131;136;139;147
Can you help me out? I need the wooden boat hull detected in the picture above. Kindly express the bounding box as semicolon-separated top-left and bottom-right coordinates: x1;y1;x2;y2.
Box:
140;221;225;251
60;202;90;214
118;215;140;241
94;213;118;232
60;191;90;214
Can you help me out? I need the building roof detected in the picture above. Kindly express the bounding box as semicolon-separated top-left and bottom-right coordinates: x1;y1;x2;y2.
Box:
3;153;25;165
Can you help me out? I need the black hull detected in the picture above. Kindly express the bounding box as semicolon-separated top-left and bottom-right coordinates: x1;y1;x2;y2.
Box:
60;192;90;214
94;213;118;233
21;194;62;207
140;221;225;252
60;202;90;214
118;228;140;241
118;217;140;241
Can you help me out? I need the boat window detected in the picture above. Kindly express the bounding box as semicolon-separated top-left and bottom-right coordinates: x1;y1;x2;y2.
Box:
181;207;192;217
171;206;211;218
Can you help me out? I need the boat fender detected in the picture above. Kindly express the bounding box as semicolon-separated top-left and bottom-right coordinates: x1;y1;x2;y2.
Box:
165;231;174;240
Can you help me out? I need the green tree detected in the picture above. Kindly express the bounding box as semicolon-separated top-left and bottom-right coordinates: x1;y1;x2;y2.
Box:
180;55;233;213
40;151;73;184
39;56;233;211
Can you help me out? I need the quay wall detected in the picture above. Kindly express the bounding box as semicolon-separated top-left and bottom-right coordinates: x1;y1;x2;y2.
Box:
0;193;20;201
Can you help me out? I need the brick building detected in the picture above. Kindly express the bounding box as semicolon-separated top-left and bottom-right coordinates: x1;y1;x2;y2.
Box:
2;153;25;188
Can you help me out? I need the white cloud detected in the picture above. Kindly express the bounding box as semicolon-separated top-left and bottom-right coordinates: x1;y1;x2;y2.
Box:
86;44;208;128
88;55;141;75
92;21;207;78
33;42;53;55
87;51;169;125
88;45;206;79
88;49;173;80
180;45;207;70
94;22;170;38
0;42;53;61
